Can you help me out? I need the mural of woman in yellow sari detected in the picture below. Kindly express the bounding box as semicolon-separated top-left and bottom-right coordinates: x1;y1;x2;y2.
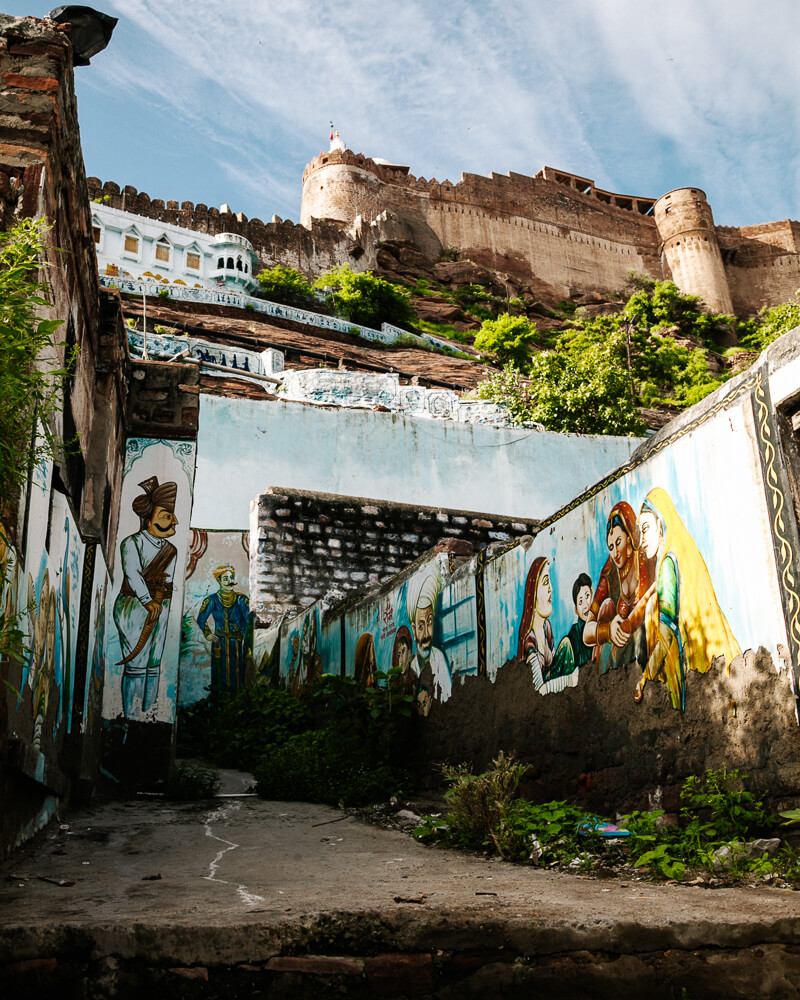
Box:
635;487;741;711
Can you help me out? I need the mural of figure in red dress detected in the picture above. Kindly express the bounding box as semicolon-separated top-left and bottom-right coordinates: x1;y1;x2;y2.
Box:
583;500;654;676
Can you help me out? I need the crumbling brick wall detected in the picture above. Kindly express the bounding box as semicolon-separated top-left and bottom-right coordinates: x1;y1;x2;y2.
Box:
250;486;537;625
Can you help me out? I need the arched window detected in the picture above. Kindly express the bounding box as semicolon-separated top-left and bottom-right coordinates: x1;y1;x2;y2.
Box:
227;257;234;269
217;257;224;268
244;263;248;274
236;257;243;271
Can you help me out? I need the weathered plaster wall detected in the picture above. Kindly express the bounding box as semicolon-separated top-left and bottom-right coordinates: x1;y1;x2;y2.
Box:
250;487;537;627
255;338;800;810
193;394;642;531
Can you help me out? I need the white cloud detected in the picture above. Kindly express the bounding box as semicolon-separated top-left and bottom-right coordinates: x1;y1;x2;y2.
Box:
76;0;800;225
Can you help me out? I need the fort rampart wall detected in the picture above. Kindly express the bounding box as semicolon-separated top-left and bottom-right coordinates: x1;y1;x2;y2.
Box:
89;148;800;314
301;150;800;313
86;177;362;279
301;151;664;297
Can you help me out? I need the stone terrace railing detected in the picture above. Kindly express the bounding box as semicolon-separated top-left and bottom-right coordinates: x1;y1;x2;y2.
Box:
98;276;475;358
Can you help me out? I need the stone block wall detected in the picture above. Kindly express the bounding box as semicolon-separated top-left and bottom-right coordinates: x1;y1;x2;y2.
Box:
250;487;537;624
128;358;201;440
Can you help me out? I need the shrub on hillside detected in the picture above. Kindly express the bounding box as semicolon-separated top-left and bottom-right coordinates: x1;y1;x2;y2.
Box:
473;313;540;369
314;265;415;330
255;265;316;308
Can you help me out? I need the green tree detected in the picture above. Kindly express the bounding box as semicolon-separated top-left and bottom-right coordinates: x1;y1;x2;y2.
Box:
475;364;538;425
473;313;539;369
0;218;70;682
313;265;414;330
0;218;70;508
624;278;734;345
477;280;735;435
255;264;315;308
528;335;645;435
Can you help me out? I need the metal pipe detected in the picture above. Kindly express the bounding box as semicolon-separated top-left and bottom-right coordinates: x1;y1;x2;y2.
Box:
199;360;283;385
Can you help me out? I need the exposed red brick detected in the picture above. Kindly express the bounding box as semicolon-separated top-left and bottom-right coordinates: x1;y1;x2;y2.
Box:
167;967;209;980
21;161;42;216
5;957;59;976
8;43;65;58
266;956;363;975
3;73;58;91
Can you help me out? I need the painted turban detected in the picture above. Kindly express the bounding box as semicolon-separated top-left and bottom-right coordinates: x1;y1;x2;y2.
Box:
406;565;442;622
132;476;177;524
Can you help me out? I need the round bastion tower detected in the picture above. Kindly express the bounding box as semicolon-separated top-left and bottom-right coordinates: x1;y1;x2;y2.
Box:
653;187;733;315
301;131;387;228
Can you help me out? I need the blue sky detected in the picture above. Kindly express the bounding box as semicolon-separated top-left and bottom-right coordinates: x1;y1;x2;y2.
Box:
7;2;800;227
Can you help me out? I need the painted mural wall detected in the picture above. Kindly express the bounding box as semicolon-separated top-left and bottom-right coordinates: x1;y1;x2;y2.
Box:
252;358;800;804
178;529;253;707
265;550;479;716
1;450;115;848
5;461;85;748
101;438;196;727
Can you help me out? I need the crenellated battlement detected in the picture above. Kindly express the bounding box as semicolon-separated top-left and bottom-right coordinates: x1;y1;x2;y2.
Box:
301;149;658;221
90;144;800;318
87;176;364;279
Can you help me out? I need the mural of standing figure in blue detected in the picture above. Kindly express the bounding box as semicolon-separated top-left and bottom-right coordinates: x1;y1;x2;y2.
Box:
197;565;251;696
114;477;179;718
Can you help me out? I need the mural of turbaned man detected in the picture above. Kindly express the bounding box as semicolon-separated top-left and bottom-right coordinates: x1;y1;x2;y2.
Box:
102;438;195;726
338;553;479;715
178;529;253;706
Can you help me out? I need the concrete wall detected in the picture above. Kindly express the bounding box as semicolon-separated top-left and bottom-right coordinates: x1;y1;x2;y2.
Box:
192;394;642;531
256;336;800;811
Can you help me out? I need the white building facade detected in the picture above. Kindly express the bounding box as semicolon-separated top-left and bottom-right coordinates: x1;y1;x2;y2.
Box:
91;202;259;293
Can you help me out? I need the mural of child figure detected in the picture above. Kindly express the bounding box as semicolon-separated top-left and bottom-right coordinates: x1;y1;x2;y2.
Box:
197;565;251;697
406;566;452;703
518;559;589;695
634;487;741;711
392;625;431;716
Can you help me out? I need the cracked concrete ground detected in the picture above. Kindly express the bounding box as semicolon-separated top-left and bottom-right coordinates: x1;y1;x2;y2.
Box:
1;770;800;998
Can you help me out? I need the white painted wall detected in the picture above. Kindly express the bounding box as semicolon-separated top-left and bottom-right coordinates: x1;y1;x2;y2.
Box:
191;395;643;530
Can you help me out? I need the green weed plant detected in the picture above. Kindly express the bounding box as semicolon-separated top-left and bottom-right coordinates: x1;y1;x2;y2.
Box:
415;758;796;884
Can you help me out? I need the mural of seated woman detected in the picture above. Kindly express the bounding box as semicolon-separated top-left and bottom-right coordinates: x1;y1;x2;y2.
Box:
584;500;654;676
517;557;583;694
633;487;741;711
